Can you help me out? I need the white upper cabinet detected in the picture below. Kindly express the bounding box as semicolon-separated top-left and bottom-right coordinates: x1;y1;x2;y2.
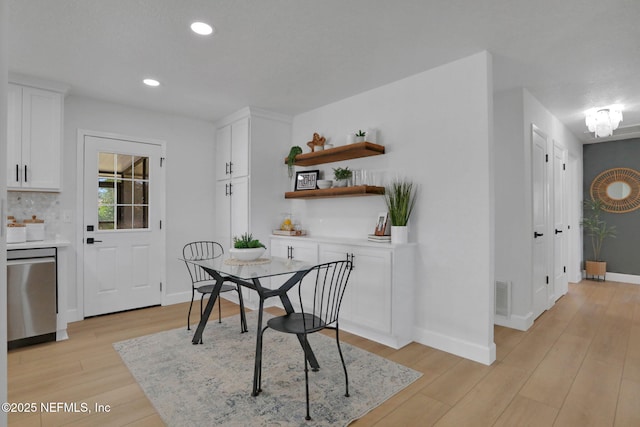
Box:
7;83;63;191
215;116;249;181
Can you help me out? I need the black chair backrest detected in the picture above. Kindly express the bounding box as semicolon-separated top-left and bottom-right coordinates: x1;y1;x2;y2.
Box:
183;241;224;285
298;260;352;330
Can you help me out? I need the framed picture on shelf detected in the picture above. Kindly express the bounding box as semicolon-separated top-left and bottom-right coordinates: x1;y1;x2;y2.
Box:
295;170;319;191
374;211;389;236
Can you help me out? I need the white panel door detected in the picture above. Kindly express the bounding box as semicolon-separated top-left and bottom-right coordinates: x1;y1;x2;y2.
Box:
230;117;249;178
531;125;550;320
553;140;568;300
215;180;232;251
21;86;61;190
229;176;249;243
83;135;163;317
6;84;22;188
215;125;231;181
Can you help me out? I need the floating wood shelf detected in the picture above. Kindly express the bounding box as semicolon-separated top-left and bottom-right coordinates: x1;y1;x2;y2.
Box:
284;142;385;166
285;185;385;199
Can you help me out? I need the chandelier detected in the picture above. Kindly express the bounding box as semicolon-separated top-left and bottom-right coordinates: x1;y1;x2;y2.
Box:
585;106;623;138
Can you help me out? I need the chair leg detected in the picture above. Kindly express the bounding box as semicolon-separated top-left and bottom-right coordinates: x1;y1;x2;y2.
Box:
187;289;196;330
218;293;222;323
303;333;311;420
258;325;269;393
237;287;248;333
335;327;350;397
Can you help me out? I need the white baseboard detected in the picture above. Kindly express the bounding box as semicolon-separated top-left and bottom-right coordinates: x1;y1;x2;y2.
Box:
494;312;534;331
587;271;640;285
413;326;496;365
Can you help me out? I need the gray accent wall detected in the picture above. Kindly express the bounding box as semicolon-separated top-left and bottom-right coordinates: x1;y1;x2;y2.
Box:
583;138;640;275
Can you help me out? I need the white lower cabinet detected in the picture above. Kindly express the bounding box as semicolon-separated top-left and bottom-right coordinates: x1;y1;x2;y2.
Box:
270;236;415;349
269;238;318;311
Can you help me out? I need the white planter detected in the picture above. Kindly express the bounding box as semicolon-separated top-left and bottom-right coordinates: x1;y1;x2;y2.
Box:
391;226;408;244
355;136;365;143
229;247;265;261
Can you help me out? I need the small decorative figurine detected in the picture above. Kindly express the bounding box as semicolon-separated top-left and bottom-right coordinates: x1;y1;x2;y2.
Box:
306;133;326;152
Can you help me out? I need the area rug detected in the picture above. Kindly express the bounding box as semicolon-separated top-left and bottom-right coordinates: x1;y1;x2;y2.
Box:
114;312;421;426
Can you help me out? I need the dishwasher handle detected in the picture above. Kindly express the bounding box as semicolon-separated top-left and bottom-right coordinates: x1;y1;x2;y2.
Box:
7;257;56;266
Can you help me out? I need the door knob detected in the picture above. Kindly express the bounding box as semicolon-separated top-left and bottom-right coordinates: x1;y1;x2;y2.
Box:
86;238;103;244
534;232;544;238
555;229;563;234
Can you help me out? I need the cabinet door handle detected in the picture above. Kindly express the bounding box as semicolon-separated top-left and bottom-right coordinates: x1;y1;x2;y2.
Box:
228;182;232;195
225;162;229;175
24;165;27;182
555;229;563;234
534;232;544;238
16;164;19;182
229;162;233;175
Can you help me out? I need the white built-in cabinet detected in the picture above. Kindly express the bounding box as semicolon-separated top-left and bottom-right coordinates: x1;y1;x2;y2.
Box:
214;108;292;253
7;83;63;191
270;235;415;349
214;108;292;306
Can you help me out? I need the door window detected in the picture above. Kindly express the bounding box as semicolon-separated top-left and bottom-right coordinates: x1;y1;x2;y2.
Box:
98;152;149;230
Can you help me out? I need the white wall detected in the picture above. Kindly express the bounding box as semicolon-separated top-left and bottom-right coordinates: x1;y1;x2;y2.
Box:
289;52;496;364
63;96;217;319
1;0;9;419
494;88;582;330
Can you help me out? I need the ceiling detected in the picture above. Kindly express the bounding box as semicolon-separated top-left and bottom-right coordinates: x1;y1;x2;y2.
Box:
8;0;640;143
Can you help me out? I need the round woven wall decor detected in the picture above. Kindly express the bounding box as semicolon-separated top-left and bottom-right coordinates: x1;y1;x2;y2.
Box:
590;167;640;213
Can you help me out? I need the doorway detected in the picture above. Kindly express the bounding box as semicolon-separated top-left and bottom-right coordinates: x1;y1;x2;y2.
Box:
79;132;165;317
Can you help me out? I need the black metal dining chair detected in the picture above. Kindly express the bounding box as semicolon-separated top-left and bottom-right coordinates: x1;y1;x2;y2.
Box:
182;241;248;333
258;260;352;420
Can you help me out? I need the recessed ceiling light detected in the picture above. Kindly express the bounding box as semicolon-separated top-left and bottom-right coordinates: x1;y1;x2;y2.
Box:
190;21;214;36
143;78;160;87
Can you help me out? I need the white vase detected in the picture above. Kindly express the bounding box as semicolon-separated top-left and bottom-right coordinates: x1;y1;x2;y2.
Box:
391;226;408;244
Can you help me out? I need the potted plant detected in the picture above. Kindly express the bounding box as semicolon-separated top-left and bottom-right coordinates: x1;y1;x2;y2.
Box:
286;146;303;178
354;130;366;143
581;197;616;280
384;179;417;244
333;167;353;187
230;232;266;261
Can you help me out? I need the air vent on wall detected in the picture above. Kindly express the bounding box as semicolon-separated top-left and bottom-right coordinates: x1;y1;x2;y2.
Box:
495;280;512;318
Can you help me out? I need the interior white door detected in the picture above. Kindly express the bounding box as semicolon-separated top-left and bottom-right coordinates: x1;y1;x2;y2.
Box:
531;125;550;320
83;135;163;317
552;140;568;301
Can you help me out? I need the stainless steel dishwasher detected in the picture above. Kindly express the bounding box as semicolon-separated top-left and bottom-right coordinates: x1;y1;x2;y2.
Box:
7;247;57;349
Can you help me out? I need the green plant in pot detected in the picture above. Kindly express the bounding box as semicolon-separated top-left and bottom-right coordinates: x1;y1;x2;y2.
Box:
286;146;303;178
384;179;417;244
581;197;616;280
333;167;353;187
355;130;366;142
230;232;266;261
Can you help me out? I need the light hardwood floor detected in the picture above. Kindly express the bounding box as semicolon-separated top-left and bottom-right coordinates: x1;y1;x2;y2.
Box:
7;279;640;426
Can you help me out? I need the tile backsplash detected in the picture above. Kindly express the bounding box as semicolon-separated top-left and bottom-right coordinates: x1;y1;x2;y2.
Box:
7;192;61;239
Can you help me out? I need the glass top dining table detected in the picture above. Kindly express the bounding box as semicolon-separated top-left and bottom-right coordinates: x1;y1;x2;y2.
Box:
183;255;318;396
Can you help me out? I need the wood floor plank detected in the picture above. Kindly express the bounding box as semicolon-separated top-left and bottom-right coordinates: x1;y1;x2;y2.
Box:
432;363;529;426
518;333;590;408
615;378;640;427
373;392;450;427
492;395;558;427
420;359;493;406
587;316;631;366
554;356;623;426
623;357;640;383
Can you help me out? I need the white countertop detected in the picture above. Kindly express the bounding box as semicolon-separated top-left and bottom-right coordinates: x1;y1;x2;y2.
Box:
7;239;71;250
